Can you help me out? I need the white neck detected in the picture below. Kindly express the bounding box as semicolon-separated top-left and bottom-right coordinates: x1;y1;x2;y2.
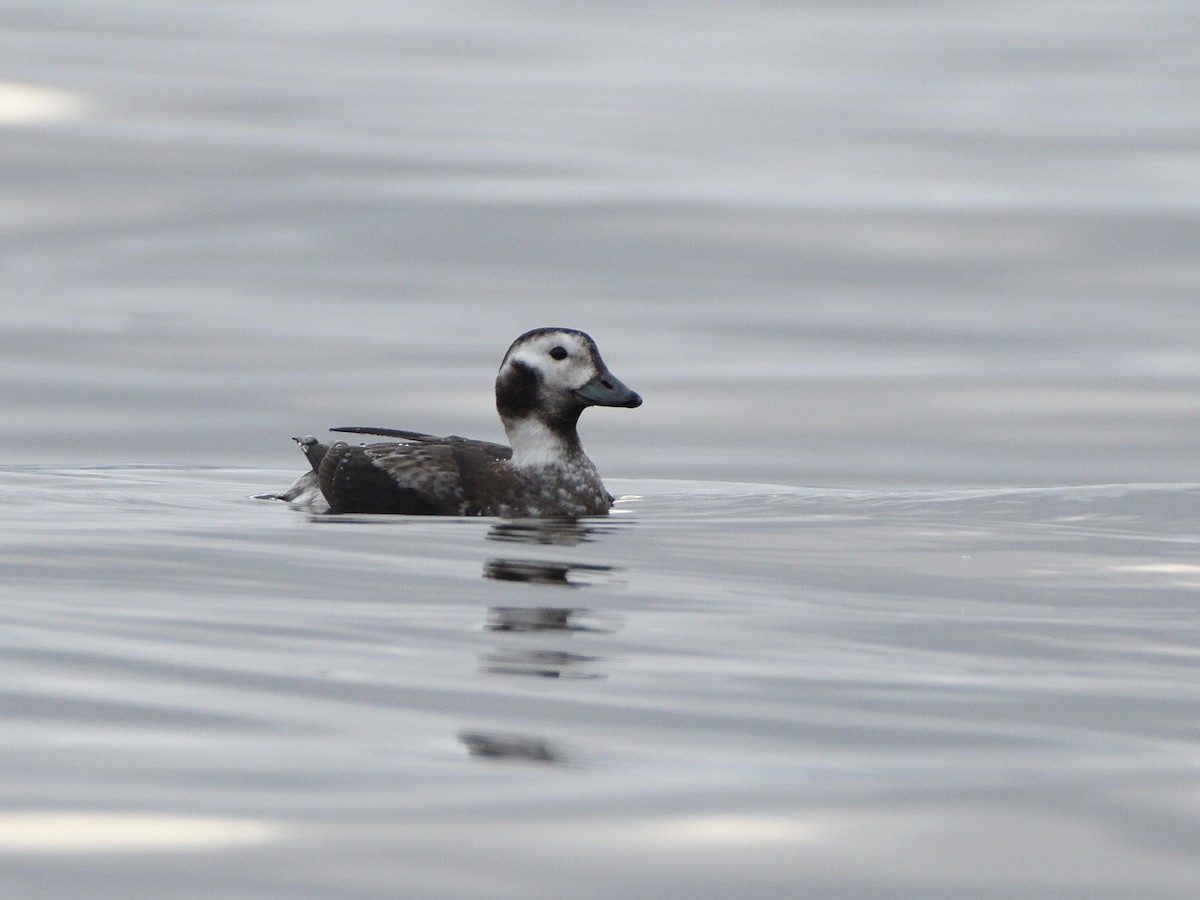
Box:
505;417;577;470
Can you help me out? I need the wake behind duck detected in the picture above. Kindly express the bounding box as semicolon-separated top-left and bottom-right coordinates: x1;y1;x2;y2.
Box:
266;327;641;517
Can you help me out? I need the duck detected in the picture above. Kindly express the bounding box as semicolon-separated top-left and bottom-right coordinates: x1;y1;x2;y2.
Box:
268;327;642;517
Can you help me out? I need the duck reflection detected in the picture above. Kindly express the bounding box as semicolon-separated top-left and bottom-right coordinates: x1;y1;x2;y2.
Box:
464;520;632;765
480;648;603;679
457;731;564;765
486;518;617;547
471;517;624;744
483;606;614;678
484;557;617;586
487;605;609;633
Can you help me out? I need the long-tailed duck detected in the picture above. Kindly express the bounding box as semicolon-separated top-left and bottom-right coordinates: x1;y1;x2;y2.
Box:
269;327;641;517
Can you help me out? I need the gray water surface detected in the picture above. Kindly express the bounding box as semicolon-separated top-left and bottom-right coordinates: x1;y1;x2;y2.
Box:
2;468;1199;897
3;1;1200;896
4;0;1200;488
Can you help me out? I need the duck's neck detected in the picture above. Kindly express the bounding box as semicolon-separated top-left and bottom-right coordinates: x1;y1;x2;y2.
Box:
504;416;585;471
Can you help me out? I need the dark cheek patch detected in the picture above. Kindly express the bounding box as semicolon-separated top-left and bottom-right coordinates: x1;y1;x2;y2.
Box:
495;361;540;420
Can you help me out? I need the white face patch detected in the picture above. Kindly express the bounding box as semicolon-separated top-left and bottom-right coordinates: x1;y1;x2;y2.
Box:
501;330;599;394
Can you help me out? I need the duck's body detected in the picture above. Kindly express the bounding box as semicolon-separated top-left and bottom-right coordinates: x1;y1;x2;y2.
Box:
271;328;641;517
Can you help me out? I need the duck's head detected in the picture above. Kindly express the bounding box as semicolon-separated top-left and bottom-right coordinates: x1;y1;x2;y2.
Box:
495;328;641;459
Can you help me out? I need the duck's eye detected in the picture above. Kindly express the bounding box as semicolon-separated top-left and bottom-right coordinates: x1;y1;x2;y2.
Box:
549;346;568;361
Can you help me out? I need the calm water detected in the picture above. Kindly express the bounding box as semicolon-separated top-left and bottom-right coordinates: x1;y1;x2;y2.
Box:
3;1;1200;897
3;468;1200;898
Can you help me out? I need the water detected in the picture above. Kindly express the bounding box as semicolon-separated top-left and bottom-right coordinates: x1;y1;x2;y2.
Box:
3;1;1200;896
3;468;1199;897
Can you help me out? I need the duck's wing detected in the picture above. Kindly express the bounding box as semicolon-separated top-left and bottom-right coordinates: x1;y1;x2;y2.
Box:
331;426;513;460
318;440;469;515
282;427;518;514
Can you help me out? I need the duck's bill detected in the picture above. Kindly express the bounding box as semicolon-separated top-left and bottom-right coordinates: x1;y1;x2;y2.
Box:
573;370;642;408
